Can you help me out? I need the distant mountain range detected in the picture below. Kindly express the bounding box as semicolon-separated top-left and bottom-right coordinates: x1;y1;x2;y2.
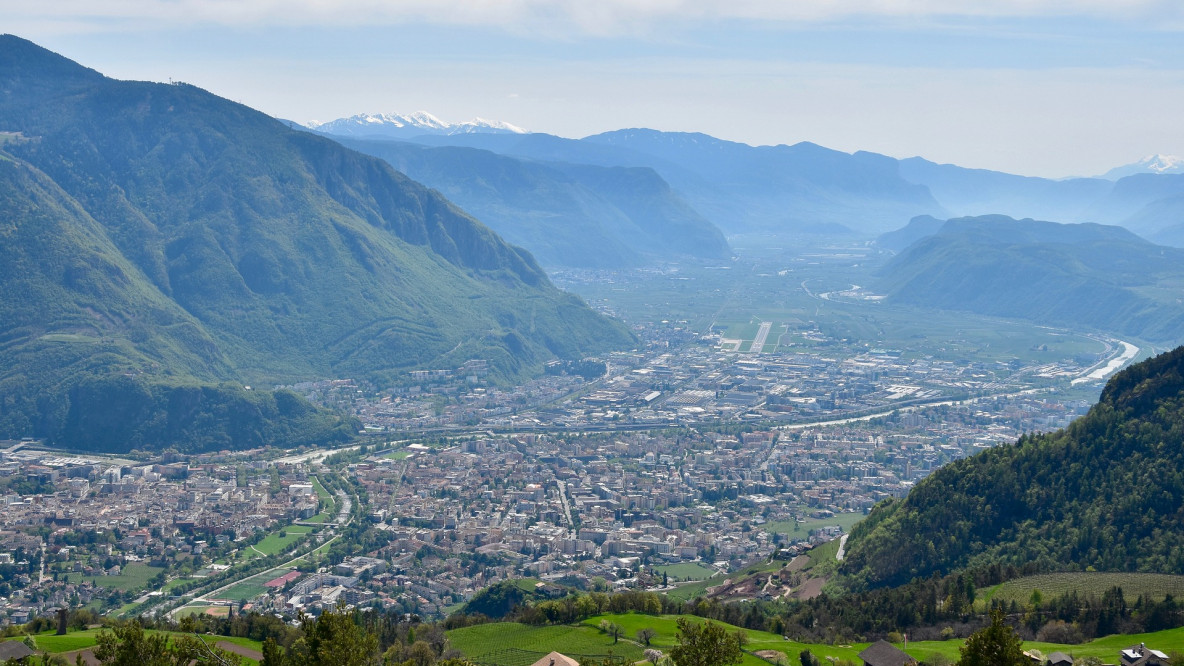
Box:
332;137;731;267
844;346;1184;588
309;119;1184;249
875;215;1184;343
317;127;948;237
0;36;633;452
305;111;527;139
896;159;1184;247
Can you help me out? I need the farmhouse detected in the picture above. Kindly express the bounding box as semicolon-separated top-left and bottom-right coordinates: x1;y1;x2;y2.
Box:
858;640;916;666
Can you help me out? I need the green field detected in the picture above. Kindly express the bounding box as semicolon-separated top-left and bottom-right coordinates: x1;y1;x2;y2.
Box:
805;539;841;568
447;622;644;666
25;628;103;653
653;562;718;582
251;525;314;556
65;562;164;591
162;576;200;592
513;578;543;592
312;477;332;502
983;572;1184;606
763;512;866;535
175;602;214;618
212;568;296;602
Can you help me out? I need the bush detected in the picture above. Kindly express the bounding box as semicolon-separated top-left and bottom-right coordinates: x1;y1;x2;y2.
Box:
1036;620;1085;644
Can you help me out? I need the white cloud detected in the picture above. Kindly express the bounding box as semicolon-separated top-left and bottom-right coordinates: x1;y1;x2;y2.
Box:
4;0;1182;35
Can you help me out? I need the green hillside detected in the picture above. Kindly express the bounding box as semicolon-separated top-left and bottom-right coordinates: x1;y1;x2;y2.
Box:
877;215;1184;343
843;345;1184;588
0;36;634;451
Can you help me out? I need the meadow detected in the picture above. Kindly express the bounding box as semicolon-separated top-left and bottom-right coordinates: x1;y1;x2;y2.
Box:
652;562;718;582
446;622;645;666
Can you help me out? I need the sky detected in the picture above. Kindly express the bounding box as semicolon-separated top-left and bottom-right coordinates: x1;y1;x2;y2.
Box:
5;0;1184;178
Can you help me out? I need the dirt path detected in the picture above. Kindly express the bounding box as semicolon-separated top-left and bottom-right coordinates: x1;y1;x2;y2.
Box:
56;641;261;663
217;640;264;661
59;649;99;665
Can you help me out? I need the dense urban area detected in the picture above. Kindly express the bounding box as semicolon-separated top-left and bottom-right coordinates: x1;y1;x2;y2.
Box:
0;308;1113;627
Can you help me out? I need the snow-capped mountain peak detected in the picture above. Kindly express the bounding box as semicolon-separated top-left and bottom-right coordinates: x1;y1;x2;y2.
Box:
1139;154;1184;174
308;111;527;138
454;117;528;134
1101;154;1184;180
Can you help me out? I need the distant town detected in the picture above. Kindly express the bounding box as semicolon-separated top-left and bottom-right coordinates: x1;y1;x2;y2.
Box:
0;313;1111;625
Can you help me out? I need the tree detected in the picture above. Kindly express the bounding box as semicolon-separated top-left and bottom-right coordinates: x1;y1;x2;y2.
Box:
263;605;379;666
669;618;744;666
637;628;656;646
958;609;1026;666
406;641;436;666
799;650;820;666
304;604;379;666
644;649;664;666
261;637;284;666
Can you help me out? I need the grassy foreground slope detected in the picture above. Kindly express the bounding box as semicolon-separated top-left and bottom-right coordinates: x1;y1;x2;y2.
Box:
446;614;1184;666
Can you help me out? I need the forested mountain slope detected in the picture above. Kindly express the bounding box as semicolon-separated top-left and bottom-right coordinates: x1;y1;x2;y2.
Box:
877;215;1184;343
0;35;633;451
843;346;1184;588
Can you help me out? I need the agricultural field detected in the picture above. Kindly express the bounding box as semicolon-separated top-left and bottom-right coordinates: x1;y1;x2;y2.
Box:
982;572;1184;606
652;562;718;582
447;622;644;666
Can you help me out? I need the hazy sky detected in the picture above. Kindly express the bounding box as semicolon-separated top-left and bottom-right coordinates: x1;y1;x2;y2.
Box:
6;0;1184;178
